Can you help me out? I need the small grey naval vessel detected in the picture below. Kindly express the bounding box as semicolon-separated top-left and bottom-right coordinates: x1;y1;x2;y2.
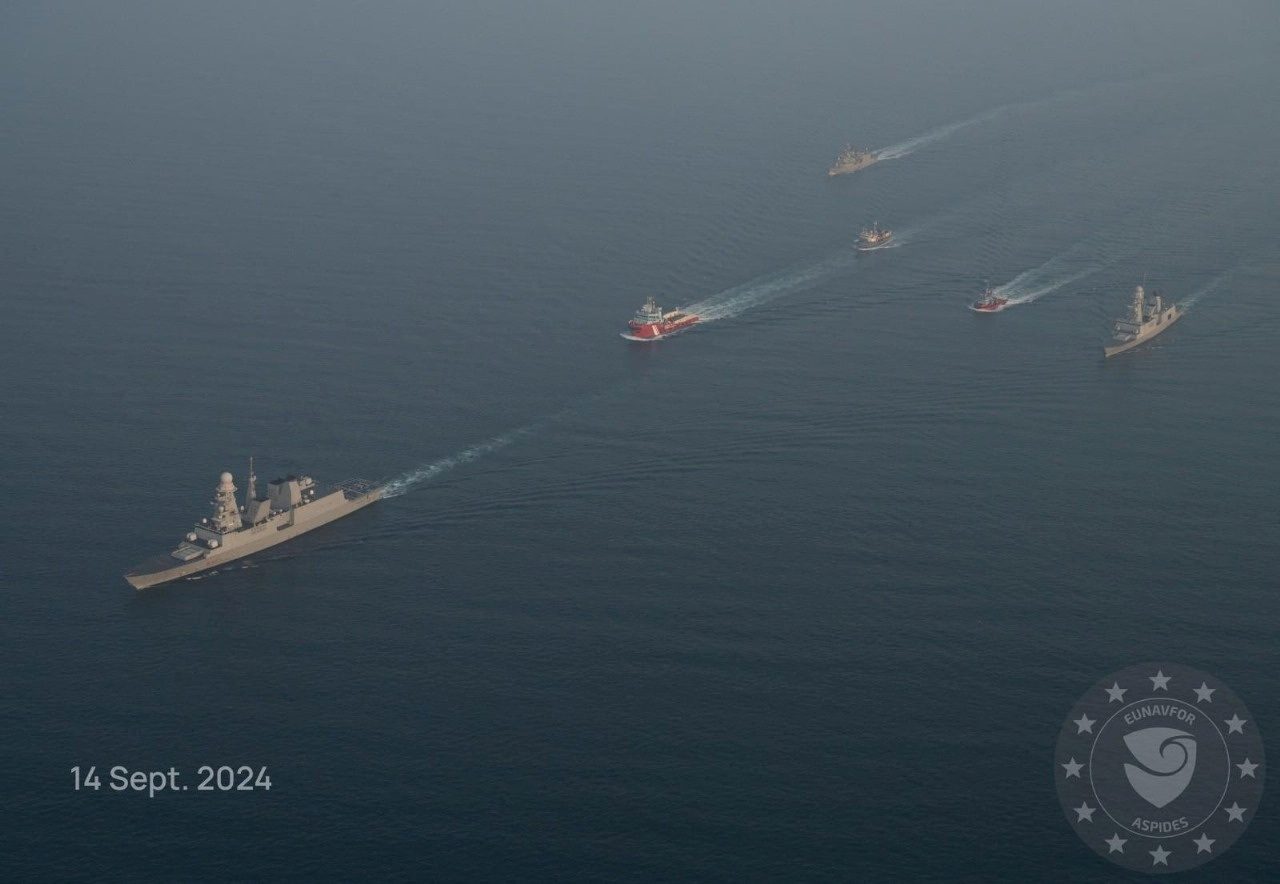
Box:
827;145;879;177
124;461;383;589
1104;283;1183;358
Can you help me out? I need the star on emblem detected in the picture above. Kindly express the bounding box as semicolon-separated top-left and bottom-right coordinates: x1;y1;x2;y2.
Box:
1193;682;1215;703
1074;802;1096;823
1149;845;1171;866
1225;713;1247;734
1224;802;1246;822
1236;758;1259;779
1074;713;1095;734
1105;682;1126;703
1193;833;1215;854
1149;670;1171;691
1061;758;1083;779
1104;833;1126;854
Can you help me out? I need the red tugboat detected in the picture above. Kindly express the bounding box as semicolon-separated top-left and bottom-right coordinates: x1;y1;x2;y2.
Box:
622;297;700;340
969;284;1010;313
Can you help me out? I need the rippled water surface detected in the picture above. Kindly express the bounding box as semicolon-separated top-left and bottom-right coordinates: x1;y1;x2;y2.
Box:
2;2;1278;879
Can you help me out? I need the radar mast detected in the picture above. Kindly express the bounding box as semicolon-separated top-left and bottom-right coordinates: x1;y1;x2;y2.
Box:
244;456;257;509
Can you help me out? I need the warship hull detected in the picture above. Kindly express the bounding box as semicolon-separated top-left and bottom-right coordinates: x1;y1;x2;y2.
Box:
125;485;383;589
1104;310;1182;358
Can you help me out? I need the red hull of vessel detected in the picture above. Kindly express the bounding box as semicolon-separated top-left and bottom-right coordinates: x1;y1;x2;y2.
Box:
626;315;700;339
970;298;1009;313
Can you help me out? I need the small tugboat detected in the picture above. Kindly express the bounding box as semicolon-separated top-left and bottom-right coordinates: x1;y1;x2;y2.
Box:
1104;283;1182;357
969;284;1010;313
622;297;700;340
827;145;880;177
856;223;893;251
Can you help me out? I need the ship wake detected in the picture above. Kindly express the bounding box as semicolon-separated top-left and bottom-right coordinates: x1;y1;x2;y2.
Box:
685;249;862;322
1179;272;1232;309
1000;267;1101;305
997;243;1115;305
868;67;1226;166
383;425;537;497
875;106;1008;161
381;389;622;498
873;82;1099;163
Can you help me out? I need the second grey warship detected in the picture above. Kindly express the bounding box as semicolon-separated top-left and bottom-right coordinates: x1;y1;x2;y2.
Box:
124;462;383;589
827;144;880;177
1104;283;1183;358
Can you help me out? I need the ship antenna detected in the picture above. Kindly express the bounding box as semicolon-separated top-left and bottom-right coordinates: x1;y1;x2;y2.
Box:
245;455;257;509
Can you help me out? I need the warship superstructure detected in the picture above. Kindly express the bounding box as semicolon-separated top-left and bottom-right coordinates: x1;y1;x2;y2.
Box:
827;145;879;177
856;223;893;250
1104;283;1182;358
124;462;383;589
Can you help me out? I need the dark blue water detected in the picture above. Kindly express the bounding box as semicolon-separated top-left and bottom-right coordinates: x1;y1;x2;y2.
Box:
3;2;1278;879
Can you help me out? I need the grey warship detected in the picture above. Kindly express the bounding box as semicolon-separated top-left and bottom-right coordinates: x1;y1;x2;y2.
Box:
827;144;879;177
1104;283;1183;358
125;462;383;589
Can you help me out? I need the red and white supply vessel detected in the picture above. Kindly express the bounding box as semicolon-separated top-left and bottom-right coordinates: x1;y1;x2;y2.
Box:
622;297;700;340
969;284;1010;313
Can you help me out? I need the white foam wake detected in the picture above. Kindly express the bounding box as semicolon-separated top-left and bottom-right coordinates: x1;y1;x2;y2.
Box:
1000;266;1102;305
994;241;1115;305
685;249;862;322
872;80;1103;163
380;387;624;498
383;426;536;497
1179;272;1232;309
876;106;1009;161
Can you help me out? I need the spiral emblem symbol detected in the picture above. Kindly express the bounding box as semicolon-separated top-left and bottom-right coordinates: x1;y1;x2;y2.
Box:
1123;728;1196;808
1055;662;1264;873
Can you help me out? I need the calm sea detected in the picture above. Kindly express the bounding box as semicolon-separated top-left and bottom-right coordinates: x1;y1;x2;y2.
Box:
2;1;1277;879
